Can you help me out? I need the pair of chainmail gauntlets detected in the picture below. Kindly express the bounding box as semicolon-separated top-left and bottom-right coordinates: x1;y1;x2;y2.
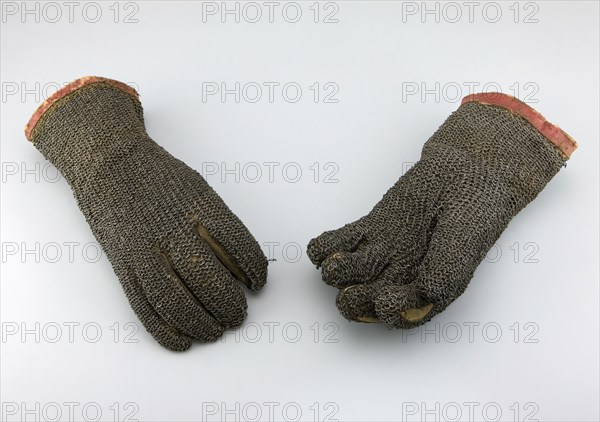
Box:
26;77;577;351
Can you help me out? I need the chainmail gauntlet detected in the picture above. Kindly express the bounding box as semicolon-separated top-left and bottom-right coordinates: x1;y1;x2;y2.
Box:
307;93;577;328
26;76;268;351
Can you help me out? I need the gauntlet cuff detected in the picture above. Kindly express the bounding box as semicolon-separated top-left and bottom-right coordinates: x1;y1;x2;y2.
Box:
25;76;139;141
462;92;577;158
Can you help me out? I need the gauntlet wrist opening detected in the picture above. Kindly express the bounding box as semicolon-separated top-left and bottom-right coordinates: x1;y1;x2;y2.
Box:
25;76;140;142
461;92;577;158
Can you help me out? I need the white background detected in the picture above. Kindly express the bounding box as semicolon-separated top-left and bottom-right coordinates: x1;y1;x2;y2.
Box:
1;1;599;421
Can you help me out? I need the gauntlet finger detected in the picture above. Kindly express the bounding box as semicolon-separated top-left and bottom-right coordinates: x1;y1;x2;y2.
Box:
188;203;268;292
307;223;363;267
139;254;225;342
166;225;248;329
121;270;192;352
321;243;391;287
374;284;435;328
336;284;379;322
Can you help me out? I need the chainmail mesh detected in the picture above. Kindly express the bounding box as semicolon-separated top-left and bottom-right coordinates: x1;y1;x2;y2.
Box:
307;100;569;328
28;81;268;351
